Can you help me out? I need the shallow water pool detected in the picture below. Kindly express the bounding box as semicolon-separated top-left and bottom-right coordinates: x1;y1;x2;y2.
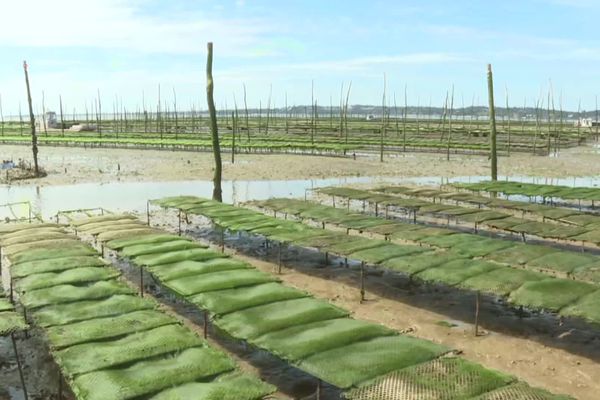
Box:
2;174;600;220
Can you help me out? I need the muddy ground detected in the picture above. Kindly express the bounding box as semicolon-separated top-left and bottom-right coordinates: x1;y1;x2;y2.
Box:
1;143;600;186
2;143;600;399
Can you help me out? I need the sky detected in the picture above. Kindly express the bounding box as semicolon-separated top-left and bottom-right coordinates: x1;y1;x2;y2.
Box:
1;0;600;116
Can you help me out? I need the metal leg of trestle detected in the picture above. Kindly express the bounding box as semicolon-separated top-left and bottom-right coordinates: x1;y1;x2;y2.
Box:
277;243;283;274
315;379;322;400
140;266;144;298
474;291;480;337
11;333;28;400
360;262;366;303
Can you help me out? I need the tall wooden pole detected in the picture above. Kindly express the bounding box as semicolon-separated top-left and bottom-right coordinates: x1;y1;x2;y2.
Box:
403;84;407;152
447;85;454;161
311;80;315;145
0;93;4;137
339;82;344;139
97;89;102;136
344;81;352;144
487;64;498;181
59;95;65;136
173;87;178;140
266;84;272;136
243;83;249;140
23;61;39;177
206;42;222;202
231;111;235;164
505;85;511;156
380;73;386;162
41;91;47;136
19;103;24;136
592;95;600;140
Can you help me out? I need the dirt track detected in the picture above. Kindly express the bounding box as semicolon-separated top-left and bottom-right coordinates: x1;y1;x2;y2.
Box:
2;143;600;186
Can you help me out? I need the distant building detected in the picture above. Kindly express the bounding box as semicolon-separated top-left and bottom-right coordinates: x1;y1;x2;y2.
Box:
574;118;600;128
36;111;60;130
45;111;59;128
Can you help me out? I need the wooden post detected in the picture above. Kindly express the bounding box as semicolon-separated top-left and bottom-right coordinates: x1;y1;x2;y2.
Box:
173;88;178;140
344;82;352;145
206;42;223;202
58;369;63;399
447;84;454;161
231;111;236;164
243;83;250;140
140;266;144;297
505;86;511;155
178;210;182;236
403;84;407;151
203;312;208;339
97;89;102;136
277;243;283;274
380;73;386;162
59;95;65;136
474;291;480;336
146;201;150;225
23;61;39;176
0;93;3;137
220;226;225;253
11;334;28;400
487;64;498;181
360;261;365;302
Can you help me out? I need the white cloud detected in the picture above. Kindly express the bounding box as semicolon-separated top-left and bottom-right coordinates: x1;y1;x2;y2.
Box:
0;0;272;56
0;50;476;115
217;52;476;80
421;24;485;37
546;0;598;7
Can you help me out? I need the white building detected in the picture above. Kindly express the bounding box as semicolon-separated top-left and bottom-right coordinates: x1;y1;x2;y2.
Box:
36;111;59;130
575;118;594;128
45;111;58;128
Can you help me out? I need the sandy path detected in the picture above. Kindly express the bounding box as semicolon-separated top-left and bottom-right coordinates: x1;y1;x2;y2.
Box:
2;143;600;186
